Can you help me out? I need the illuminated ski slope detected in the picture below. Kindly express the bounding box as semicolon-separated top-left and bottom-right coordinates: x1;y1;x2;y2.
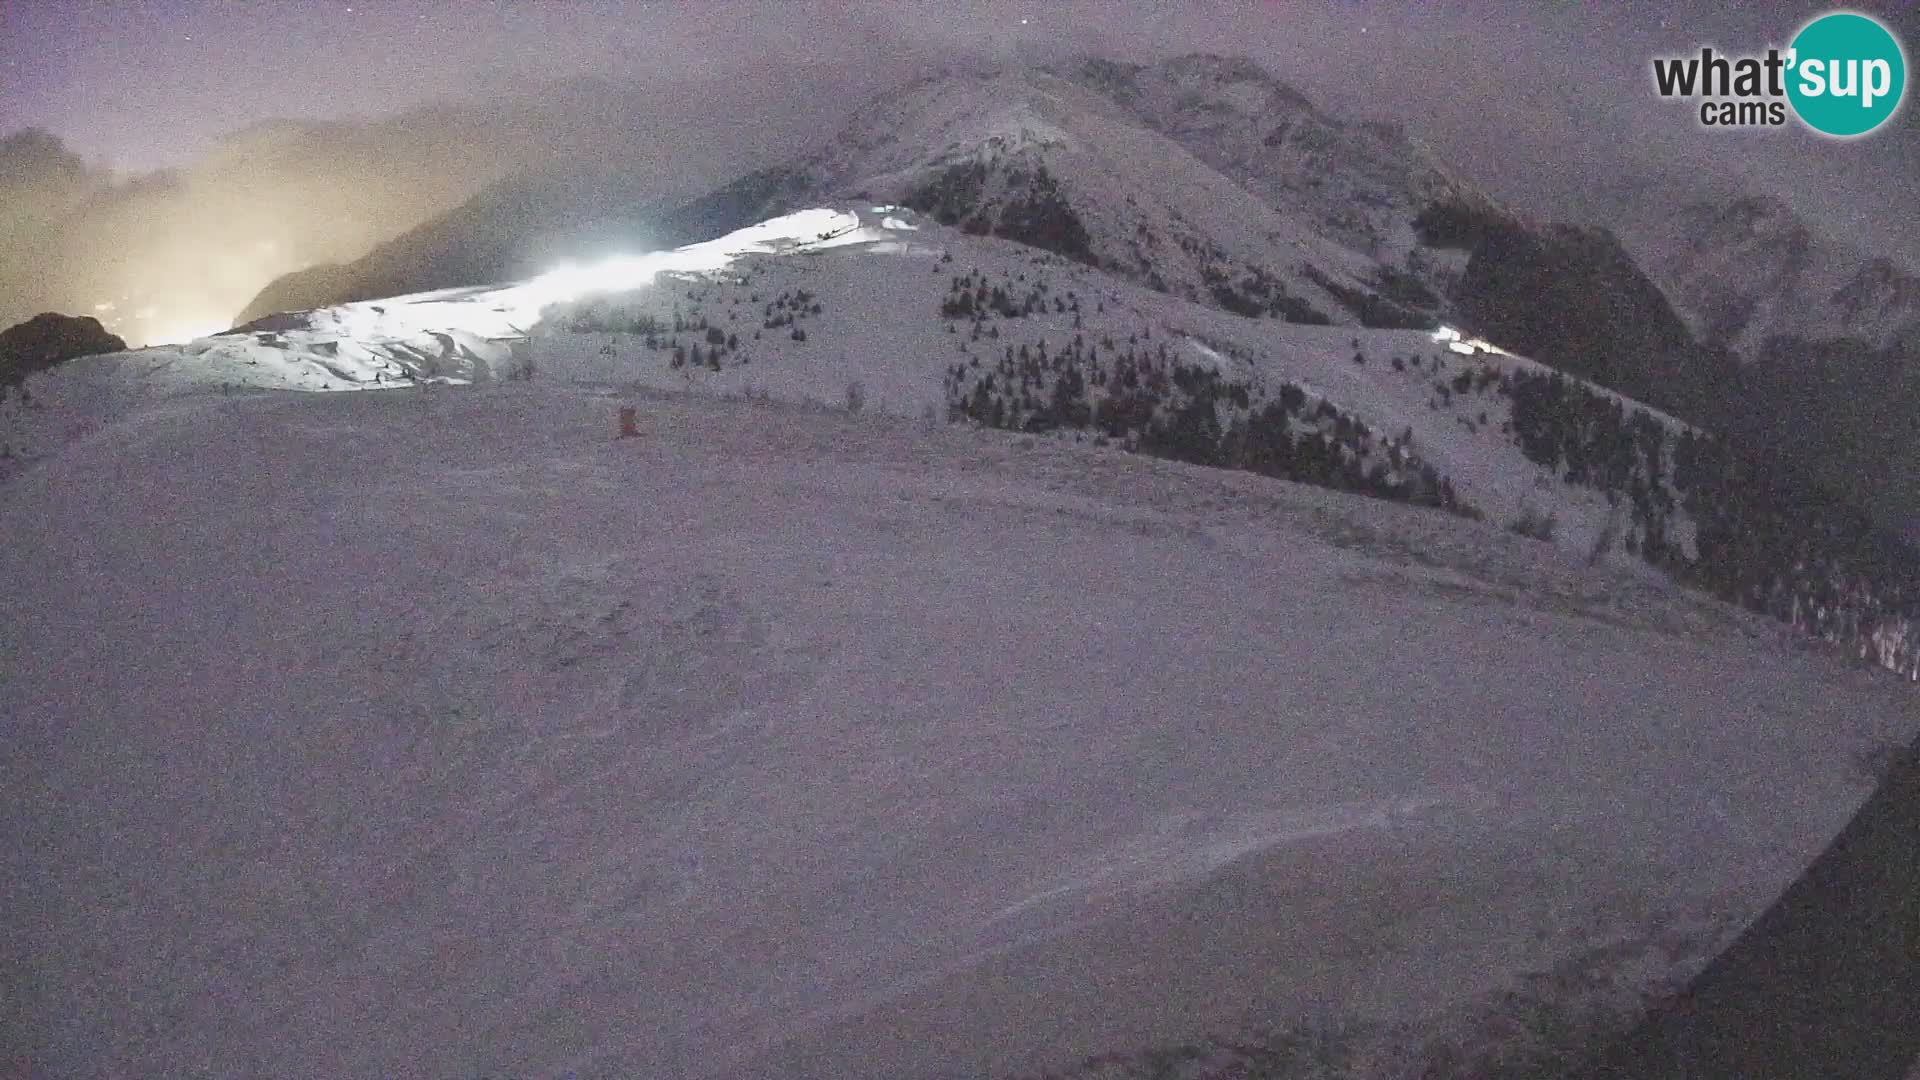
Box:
0;207;926;471
11;208;910;397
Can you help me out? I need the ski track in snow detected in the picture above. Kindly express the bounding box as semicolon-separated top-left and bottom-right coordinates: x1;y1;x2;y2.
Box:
3;379;1916;1079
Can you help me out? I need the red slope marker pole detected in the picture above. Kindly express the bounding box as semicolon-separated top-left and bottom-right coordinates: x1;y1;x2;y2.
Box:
618;406;640;439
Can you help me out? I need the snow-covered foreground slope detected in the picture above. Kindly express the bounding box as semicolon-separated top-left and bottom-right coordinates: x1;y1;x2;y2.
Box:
4;382;1914;1078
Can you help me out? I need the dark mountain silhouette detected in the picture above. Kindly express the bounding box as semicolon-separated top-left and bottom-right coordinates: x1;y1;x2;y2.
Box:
0;313;126;387
1579;735;1920;1079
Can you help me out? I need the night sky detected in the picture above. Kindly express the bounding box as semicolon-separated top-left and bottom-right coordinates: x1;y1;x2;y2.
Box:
3;0;1917;266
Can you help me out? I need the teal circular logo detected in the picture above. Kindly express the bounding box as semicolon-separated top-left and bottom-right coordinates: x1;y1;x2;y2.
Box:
1787;11;1907;137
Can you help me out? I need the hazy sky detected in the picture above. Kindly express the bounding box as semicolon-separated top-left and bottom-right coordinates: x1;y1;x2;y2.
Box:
3;0;1917;266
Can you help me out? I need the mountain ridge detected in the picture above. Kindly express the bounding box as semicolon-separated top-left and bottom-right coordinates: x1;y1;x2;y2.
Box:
223;53;1920;537
235;56;1499;334
20;202;1920;684
1610;190;1920;358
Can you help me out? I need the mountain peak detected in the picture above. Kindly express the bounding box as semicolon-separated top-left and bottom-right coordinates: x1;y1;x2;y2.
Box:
238;54;1507;335
1636;192;1918;354
1158;53;1315;102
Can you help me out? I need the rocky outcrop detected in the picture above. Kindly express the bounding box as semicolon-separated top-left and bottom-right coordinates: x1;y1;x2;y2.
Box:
0;312;126;387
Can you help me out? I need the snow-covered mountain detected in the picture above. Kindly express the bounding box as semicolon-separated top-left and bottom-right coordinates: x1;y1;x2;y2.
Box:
6;206;1657;558
15;203;1920;682
1061;55;1496;275
523;206;1666;552
221;55;1911;483
680;60;1494;335
1614;193;1920;357
524;56;1738;442
236;56;1522;340
1575;188;1920;532
220;54;1776;480
8;213;1920;1076
10;55;1920;1073
11;168;1920;1076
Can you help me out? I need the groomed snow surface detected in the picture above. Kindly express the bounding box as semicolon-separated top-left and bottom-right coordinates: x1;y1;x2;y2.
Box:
4;380;1916;1078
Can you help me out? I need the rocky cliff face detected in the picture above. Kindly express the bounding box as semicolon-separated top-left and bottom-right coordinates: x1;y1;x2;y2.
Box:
1619;194;1920;357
